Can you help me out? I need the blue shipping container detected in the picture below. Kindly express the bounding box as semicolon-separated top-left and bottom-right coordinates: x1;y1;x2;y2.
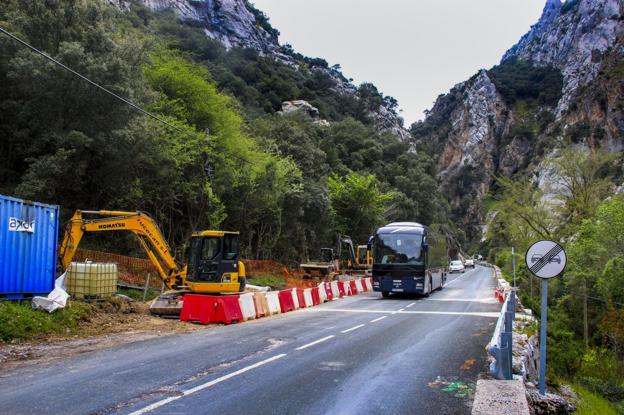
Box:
0;195;59;298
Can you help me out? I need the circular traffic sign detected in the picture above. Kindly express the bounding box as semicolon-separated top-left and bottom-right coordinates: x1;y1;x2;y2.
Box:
525;240;566;279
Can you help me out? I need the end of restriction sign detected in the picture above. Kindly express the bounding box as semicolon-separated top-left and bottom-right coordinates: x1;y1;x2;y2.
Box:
525;240;566;279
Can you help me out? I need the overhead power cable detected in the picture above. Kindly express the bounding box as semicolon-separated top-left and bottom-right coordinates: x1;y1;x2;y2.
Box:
0;26;188;136
0;26;253;166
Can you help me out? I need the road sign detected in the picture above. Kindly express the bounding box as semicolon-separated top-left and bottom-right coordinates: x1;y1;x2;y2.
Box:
525;240;566;279
524;240;566;396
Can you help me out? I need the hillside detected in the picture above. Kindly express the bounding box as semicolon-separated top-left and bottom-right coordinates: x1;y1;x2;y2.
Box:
0;0;449;265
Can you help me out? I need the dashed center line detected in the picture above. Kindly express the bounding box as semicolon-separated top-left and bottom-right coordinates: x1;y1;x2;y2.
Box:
370;316;387;323
398;308;405;312
406;302;416;308
340;324;365;333
295;335;335;350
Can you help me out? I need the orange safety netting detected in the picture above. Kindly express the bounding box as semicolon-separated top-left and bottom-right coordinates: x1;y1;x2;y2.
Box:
70;252;315;290
73;249;161;288
242;260;318;289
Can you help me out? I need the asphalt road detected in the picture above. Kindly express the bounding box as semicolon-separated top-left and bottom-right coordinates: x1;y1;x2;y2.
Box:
0;265;500;415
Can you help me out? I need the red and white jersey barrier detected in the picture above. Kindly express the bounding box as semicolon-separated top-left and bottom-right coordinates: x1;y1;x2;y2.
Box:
179;277;374;325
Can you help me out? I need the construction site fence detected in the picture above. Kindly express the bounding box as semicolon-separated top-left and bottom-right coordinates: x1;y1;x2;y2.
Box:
72;251;315;290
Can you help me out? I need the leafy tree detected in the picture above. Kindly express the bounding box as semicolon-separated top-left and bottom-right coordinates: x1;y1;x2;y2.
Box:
328;173;395;243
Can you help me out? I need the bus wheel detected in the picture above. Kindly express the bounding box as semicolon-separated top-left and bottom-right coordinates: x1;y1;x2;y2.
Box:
382;291;390;298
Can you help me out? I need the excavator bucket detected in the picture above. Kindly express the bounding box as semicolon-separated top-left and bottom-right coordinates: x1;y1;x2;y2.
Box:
149;290;186;317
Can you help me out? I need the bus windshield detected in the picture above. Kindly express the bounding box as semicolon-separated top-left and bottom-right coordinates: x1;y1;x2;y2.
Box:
374;233;423;264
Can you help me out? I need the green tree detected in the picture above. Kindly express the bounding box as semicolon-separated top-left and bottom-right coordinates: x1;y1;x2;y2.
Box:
328;172;395;243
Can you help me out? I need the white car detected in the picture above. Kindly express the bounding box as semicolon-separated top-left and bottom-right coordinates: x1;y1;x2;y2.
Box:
464;258;475;268
449;260;465;273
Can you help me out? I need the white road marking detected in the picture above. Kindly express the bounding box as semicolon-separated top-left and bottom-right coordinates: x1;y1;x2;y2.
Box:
129;353;287;415
340;324;365;333
309;308;499;318
406;302;416;308
295;335;335;351
370;316;387;323
398;308;405;312
425;298;497;304
444;271;472;286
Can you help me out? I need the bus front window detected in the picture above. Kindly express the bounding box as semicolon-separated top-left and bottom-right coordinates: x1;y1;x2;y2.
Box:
374;234;423;264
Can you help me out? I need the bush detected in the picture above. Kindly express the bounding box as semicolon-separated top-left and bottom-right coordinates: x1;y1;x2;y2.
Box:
576;349;624;401
572;383;619;415
247;275;287;290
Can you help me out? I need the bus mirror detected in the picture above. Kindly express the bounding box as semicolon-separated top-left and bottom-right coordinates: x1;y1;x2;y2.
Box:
423;242;429;252
367;236;373;250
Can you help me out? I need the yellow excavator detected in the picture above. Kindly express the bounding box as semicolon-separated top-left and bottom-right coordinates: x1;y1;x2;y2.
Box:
58;210;246;315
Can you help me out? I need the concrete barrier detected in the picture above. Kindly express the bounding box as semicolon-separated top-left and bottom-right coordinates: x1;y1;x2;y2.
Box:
311;287;321;306
304;288;314;307
355;279;364;293
296;288;306;309
471;379;530;415
290;288;300;309
318;283;328;302
337;281;346;297
349;280;358;294
238;293;256;321
278;289;296;313
213;296;243;325
266;291;281;315
253;292;269;318
330;281;340;299
180;294;216;325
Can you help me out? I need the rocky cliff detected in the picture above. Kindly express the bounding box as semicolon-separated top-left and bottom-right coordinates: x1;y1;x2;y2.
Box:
412;0;623;241
110;0;408;139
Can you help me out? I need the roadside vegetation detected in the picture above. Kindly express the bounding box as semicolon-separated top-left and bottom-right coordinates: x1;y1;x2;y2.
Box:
485;147;624;409
246;275;287;290
0;301;93;342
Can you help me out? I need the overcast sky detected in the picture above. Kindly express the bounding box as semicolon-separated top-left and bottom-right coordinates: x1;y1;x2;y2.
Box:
251;0;546;125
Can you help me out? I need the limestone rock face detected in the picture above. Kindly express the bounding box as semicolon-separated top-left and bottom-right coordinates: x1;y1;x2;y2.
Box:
413;0;623;240
503;0;622;113
280;100;320;119
128;0;279;53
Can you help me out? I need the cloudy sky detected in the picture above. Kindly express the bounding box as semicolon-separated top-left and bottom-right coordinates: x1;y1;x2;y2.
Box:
251;0;546;125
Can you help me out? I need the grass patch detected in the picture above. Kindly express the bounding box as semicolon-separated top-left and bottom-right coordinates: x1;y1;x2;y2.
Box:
117;287;160;301
247;274;286;290
572;384;619;415
0;300;93;343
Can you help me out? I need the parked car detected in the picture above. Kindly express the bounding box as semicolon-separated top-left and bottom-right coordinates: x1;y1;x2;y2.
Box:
464;258;475;268
449;260;465;273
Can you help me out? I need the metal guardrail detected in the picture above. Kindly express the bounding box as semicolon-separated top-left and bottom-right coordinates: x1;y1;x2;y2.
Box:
487;288;516;380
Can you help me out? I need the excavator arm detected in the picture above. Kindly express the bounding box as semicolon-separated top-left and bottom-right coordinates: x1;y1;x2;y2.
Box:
58;210;186;289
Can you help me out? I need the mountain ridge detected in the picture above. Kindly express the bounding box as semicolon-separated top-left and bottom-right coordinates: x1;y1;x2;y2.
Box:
411;0;623;242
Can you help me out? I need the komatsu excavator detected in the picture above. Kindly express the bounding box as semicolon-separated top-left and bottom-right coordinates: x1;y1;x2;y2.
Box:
58;210;246;315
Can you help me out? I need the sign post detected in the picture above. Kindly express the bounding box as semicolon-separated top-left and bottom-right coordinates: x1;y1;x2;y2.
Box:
512;247;516;287
525;240;567;396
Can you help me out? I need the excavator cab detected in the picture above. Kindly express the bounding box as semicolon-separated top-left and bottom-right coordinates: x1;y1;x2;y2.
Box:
185;231;246;293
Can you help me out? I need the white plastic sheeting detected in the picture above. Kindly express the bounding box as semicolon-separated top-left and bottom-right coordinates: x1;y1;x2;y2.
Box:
291;288;300;309
265;291;281;315
303;288;314;307
32;272;69;313
238;292;256;321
